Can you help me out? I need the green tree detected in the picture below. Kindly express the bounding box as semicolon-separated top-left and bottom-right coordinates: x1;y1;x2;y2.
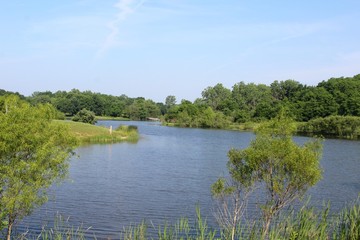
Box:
296;87;339;121
318;75;360;116
165;95;177;109
212;111;323;238
105;99;125;117
72;108;97;124
0;95;77;240
28;91;53;105
145;99;161;118
231;82;274;121
202;83;232;112
270;79;303;101
125;98;160;120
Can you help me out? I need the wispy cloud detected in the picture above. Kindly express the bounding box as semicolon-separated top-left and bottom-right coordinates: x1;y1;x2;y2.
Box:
96;0;146;58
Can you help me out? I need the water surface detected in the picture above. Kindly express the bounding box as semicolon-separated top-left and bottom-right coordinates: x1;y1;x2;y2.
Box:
18;121;360;239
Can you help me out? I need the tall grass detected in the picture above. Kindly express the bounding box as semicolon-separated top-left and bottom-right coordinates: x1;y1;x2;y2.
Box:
55;121;139;144
121;207;217;240
11;214;92;240
9;198;360;239
333;199;360;240
265;198;360;240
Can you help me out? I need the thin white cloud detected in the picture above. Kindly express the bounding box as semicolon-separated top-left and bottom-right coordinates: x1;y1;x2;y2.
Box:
96;0;146;58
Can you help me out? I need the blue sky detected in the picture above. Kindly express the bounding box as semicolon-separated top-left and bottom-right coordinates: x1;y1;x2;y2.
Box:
1;0;359;102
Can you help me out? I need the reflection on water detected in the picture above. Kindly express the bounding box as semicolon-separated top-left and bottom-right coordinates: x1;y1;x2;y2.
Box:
18;121;360;238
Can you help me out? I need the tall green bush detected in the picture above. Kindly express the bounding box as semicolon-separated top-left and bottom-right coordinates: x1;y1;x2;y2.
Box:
298;115;360;139
72;108;97;125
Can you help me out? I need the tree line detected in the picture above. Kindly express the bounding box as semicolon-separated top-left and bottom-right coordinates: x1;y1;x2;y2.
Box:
167;74;360;126
0;89;162;121
1;74;359;124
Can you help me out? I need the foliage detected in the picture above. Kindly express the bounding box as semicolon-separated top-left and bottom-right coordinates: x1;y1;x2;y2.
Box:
72;108;97;124
295;87;339;121
297;115;360;139
212;112;323;238
270;79;304;101
164;100;231;129
165;74;360;128
3;73;360;128
0;95;77;239
125;98;161;120
0;89;25;99
318;74;360;116
202;83;233;113
165;95;177;109
28;89;134;117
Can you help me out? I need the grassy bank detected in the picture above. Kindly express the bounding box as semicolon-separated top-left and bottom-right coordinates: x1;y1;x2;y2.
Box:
55;120;139;144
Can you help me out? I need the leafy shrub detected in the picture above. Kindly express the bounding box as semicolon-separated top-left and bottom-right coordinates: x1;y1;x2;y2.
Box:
297;115;360;139
72;108;97;125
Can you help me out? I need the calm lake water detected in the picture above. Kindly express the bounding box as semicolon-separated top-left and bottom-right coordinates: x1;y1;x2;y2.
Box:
17;121;360;239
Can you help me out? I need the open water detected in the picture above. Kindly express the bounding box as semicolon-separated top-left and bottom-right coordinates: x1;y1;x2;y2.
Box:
16;121;360;239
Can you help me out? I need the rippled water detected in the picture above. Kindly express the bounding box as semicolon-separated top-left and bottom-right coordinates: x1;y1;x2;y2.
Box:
17;121;360;239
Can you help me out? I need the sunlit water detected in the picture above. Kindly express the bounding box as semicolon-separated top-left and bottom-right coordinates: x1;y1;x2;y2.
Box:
15;121;360;239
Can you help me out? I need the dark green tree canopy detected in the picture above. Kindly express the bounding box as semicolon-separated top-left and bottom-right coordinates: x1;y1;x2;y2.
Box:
2;73;360;127
72;108;97;124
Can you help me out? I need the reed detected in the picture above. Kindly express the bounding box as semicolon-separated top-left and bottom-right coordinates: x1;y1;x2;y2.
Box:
333;198;360;240
9;198;360;239
12;214;91;240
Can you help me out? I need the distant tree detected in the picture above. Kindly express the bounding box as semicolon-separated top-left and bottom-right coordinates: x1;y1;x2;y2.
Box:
125;98;161;120
296;87;339;121
145;99;161;118
232;109;251;123
231;82;274;121
53;97;74;116
105;99;125;117
0;95;76;239
0;89;25;99
28;91;53;105
297;115;360;139
72;108;97;124
164;99;230;128
270;79;303;101
318;75;360;116
165;95;177;109
202;83;232;112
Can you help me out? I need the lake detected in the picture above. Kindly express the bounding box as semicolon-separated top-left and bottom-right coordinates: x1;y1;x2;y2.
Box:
17;121;360;239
